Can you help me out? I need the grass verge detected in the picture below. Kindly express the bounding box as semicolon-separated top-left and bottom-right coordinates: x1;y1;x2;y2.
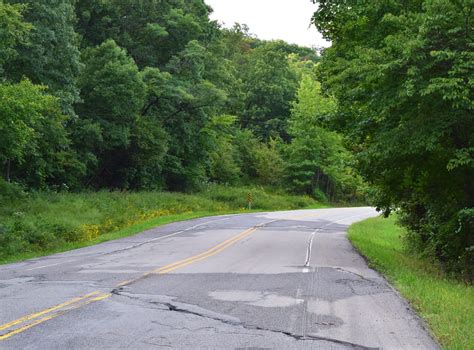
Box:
0;185;327;264
348;216;473;349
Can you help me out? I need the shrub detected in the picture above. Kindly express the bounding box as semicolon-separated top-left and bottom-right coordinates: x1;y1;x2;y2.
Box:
0;179;25;201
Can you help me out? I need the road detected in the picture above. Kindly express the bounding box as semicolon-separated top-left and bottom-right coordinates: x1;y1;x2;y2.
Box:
0;207;438;349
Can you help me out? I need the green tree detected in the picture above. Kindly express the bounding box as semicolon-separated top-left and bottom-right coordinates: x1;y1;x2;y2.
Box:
253;138;285;186
77;40;146;188
155;40;226;190
0;80;79;187
0;80;37;181
75;0;215;69
0;1;31;74
233;129;261;181
204;115;241;184
126;113;169;189
241;42;298;140
313;0;474;276
285;72;362;200
5;0;81;116
232;129;284;186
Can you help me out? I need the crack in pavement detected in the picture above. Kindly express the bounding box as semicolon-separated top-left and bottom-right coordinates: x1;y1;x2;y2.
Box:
334;267;372;281
112;289;379;350
102;216;234;256
151;320;218;333
164;303;378;349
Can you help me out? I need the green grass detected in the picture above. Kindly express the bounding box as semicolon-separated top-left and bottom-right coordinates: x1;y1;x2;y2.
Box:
348;216;474;349
0;184;327;264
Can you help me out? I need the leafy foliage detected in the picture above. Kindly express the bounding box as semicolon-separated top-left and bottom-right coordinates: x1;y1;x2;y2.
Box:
1;2;364;205
313;0;474;276
77;39;147;188
285;65;364;201
75;0;215;69
5;0;82;116
204;115;241;184
0;1;31;74
240;42;299;140
0;80;77;187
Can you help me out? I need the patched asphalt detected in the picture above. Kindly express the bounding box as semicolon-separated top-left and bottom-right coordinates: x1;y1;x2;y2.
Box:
0;208;439;349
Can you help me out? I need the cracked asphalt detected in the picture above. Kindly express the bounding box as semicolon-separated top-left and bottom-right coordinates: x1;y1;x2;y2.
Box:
0;207;439;349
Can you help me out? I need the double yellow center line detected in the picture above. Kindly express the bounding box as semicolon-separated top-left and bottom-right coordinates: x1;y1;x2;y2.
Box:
0;292;111;340
118;225;259;286
0;225;260;341
0;212;317;341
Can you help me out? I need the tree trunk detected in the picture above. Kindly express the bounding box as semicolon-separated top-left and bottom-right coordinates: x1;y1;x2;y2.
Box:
315;170;321;191
6;159;11;183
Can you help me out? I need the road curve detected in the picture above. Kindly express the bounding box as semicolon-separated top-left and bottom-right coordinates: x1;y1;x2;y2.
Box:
0;207;438;349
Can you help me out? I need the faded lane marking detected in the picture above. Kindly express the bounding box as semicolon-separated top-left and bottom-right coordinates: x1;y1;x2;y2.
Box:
0;291;102;332
0;292;111;340
117;225;260;286
0;221;270;341
18;216;235;273
24;262;68;272
0;210;323;341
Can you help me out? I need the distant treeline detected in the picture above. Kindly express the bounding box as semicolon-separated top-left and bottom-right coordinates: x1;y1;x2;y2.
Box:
0;0;364;202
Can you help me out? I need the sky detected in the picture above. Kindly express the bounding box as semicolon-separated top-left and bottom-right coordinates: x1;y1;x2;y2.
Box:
204;0;330;49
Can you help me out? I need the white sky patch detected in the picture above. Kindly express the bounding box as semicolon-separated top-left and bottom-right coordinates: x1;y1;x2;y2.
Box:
205;0;331;49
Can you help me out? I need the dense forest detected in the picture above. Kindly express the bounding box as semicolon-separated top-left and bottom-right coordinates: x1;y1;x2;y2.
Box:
1;0;472;278
312;0;473;278
0;0;363;202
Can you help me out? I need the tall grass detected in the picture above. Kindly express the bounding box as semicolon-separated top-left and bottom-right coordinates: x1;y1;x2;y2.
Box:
0;185;324;263
349;216;473;349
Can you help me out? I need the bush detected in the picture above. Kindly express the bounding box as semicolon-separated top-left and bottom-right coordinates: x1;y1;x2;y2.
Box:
0;179;25;201
253;139;284;186
398;205;474;280
313;188;328;202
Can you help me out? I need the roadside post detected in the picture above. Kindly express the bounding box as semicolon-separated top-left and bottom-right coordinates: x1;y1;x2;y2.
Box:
247;192;253;210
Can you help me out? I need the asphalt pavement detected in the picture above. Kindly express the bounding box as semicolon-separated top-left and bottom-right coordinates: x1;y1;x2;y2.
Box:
0;207;439;349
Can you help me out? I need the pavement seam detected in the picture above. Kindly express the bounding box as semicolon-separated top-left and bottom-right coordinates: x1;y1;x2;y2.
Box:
102;216;235;256
0;217;276;341
0;209;378;345
112;289;379;350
